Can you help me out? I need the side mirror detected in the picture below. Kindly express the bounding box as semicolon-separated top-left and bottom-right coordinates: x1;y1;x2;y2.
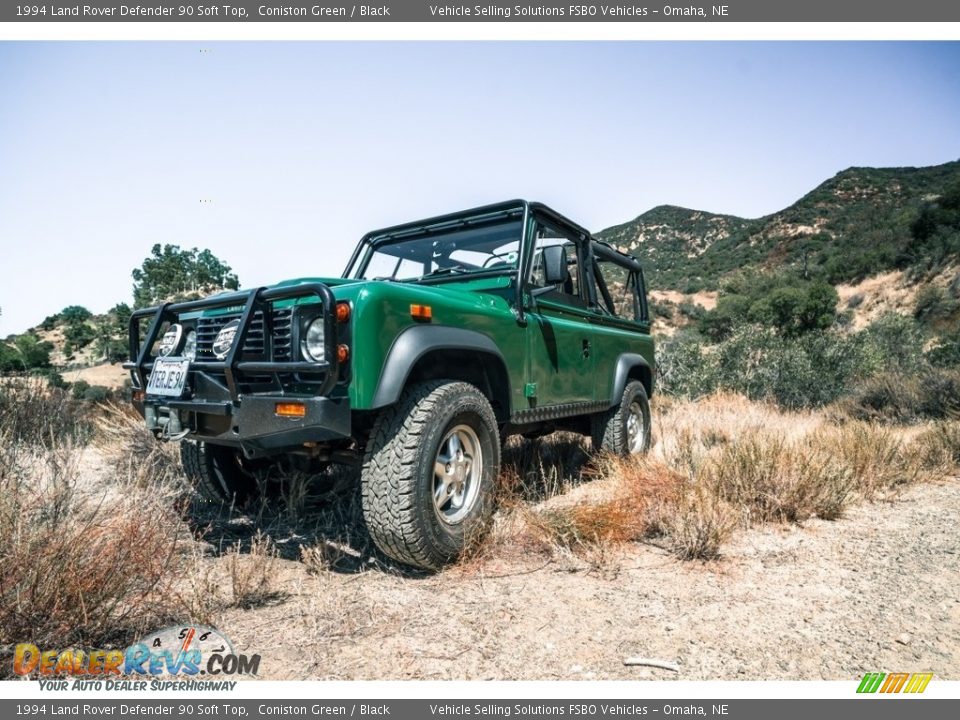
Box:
542;245;568;286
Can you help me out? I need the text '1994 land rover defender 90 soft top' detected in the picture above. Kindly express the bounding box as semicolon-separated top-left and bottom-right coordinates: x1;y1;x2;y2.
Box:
127;200;656;570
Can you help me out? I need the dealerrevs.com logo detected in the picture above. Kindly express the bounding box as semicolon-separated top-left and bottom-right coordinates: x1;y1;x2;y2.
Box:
857;672;934;694
14;625;260;691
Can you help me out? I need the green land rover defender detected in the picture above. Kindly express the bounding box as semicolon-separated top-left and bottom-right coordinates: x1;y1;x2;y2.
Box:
127;200;655;570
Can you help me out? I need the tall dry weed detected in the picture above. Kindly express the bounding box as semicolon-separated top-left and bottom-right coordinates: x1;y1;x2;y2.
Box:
495;394;948;565
0;438;183;653
225;532;282;608
93;403;182;489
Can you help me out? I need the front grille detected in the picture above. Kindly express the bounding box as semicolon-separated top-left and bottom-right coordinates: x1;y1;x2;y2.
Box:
195;308;294;361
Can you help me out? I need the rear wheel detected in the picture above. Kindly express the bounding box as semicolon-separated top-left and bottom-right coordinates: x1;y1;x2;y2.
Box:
180;441;259;505
592;380;651;456
361;380;500;571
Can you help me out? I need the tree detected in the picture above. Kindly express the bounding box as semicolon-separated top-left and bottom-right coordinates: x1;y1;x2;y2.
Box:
0;334;52;372
747;280;838;337
132;244;239;309
60;305;92;324
95;303;133;363
699;271;838;340
110;302;132;330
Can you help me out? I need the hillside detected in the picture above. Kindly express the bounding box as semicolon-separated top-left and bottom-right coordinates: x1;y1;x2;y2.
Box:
599;160;960;292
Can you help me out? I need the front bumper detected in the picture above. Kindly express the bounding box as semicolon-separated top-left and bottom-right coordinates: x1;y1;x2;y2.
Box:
125;282;349;453
134;393;351;453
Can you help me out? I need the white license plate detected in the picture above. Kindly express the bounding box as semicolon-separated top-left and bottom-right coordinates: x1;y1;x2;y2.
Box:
147;358;190;397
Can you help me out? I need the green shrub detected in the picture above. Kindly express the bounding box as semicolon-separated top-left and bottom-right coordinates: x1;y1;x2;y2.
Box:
82;385;111;403
926;331;960;368
59;305;92;324
658;313;944;411
914;284;959;327
63;322;96;350
0;334;52;372
71;380;91;400
656;330;718;398
698;271;838;340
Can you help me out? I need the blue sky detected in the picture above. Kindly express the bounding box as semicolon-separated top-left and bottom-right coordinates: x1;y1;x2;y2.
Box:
1;41;959;336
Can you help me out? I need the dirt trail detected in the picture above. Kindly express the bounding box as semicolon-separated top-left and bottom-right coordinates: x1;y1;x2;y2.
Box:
216;479;959;681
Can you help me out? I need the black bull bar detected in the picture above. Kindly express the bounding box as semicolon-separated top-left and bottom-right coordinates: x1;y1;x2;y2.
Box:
123;282;339;401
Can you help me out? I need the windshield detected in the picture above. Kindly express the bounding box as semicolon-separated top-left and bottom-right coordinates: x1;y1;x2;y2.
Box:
351;218;523;281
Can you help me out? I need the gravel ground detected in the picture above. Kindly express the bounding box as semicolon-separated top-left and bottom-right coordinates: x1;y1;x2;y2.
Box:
217;479;959;681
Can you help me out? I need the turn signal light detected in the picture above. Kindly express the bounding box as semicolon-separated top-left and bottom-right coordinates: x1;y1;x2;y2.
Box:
132;390;145;402
337;344;350;364
275;402;306;418
410;304;432;321
335;302;351;323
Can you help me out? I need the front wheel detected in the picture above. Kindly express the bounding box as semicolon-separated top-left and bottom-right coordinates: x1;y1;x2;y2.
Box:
180;441;259;505
361;380;500;571
592;380;651;456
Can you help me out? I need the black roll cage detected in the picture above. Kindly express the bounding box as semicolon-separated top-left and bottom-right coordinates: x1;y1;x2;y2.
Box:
343;199;647;325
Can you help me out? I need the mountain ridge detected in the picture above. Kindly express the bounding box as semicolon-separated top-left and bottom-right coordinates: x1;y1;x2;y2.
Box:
598;159;960;291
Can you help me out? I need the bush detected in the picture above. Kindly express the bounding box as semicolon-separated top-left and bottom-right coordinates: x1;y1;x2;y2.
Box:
911;422;960;473
82;385;111;403
63;321;96;350
0;436;183;659
837;368;960;423
857;313;927;370
698;271;838;340
655;481;737;560
70;380;91;400
656;330;718;398
659;325;867;409
0;334;52;372
926;331;960;368
45;370;69;390
658;313;949;411
0;379;90;447
59;305;92;324
706;432;852;523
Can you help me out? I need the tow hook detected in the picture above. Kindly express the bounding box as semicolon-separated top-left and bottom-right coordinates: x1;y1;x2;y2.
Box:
145;405;190;442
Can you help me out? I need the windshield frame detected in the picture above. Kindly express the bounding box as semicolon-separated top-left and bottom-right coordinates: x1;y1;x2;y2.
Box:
344;202;527;284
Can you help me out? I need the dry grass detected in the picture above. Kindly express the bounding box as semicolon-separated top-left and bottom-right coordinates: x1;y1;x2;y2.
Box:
4;376;955;657
911;421;960;474
0;430;184;653
656;482;738;560
93;402;183;489
0;377;90;447
833;368;960;423
495;393;955;564
0;388;277;660
168;546;226;627
225;532;282;609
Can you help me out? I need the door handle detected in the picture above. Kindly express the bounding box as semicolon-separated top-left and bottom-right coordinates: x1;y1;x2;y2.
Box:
582;339;591;358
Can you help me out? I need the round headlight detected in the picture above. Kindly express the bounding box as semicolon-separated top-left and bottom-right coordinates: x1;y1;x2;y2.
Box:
301;318;326;362
212;319;241;360
158;324;183;357
183;329;197;361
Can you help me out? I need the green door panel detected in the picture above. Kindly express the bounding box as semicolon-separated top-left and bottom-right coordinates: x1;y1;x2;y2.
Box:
524;297;596;406
587;314;656;402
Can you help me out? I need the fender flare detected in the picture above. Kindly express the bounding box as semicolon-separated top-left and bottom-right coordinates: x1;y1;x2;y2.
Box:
610;353;654;406
371;325;510;411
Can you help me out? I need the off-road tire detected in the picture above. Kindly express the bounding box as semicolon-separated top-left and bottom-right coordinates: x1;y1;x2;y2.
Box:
361;380;500;571
180;441;258;505
591;380;651;456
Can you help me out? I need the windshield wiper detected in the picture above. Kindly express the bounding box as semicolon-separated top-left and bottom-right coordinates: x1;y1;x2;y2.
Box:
417;264;470;280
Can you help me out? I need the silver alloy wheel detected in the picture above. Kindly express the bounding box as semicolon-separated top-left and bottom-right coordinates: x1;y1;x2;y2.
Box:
626;400;647;454
432;424;483;524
